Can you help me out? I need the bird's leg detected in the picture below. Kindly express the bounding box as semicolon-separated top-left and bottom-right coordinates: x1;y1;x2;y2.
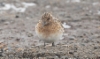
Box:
44;42;46;49
52;42;55;46
44;42;46;47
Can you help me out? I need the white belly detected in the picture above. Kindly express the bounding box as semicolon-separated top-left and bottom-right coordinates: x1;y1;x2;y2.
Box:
36;31;63;43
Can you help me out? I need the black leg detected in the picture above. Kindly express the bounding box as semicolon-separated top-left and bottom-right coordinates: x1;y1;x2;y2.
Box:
44;42;46;47
44;42;46;49
52;42;55;46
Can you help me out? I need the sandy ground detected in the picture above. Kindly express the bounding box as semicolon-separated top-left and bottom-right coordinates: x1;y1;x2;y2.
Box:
0;0;100;59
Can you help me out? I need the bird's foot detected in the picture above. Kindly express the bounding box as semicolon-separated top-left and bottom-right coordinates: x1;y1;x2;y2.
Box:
52;42;55;46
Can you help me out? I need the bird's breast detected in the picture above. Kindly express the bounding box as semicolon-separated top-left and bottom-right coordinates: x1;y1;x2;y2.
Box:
35;21;64;43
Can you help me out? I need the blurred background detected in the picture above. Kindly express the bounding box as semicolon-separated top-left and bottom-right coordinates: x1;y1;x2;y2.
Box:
0;0;100;59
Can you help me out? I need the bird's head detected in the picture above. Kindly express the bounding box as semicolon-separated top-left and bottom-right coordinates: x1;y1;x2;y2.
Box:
41;12;53;26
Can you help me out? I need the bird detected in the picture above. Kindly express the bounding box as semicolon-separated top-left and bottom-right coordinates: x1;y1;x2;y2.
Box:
35;12;64;46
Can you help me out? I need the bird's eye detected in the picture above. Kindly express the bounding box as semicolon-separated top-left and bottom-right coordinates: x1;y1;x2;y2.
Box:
47;18;50;20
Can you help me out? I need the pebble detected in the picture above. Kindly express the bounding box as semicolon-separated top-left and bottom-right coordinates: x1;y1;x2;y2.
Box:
78;35;83;38
97;36;100;38
15;15;19;18
81;43;85;46
85;14;89;16
0;2;4;7
84;40;89;43
15;38;20;42
65;57;68;59
94;47;98;49
66;16;71;18
0;19;5;23
69;36;75;40
47;57;54;59
69;51;74;55
27;33;33;37
96;57;100;59
97;41;100;43
94;46;100;49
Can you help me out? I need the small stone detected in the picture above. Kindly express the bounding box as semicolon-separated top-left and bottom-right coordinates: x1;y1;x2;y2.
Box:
81;43;85;46
96;57;100;59
85;14;89;16
84;40;89;43
65;57;68;59
97;41;100;43
66;16;71;18
69;37;75;40
74;56;79;59
0;19;5;22
69;52;74;55
83;33;86;36
15;15;19;18
91;33;93;35
45;5;50;9
0;40;4;44
94;47;98;49
97;36;100;38
78;35;83;38
16;38;20;41
0;29;3;31
27;33;33;37
4;21;10;25
74;50;77;52
0;2;5;7
78;25;82;27
17;48;24;52
47;58;54;59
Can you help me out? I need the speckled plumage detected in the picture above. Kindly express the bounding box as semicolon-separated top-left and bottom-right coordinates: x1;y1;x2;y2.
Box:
35;12;64;46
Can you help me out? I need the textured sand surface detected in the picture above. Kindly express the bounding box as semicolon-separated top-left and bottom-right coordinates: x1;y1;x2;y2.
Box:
0;0;100;59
